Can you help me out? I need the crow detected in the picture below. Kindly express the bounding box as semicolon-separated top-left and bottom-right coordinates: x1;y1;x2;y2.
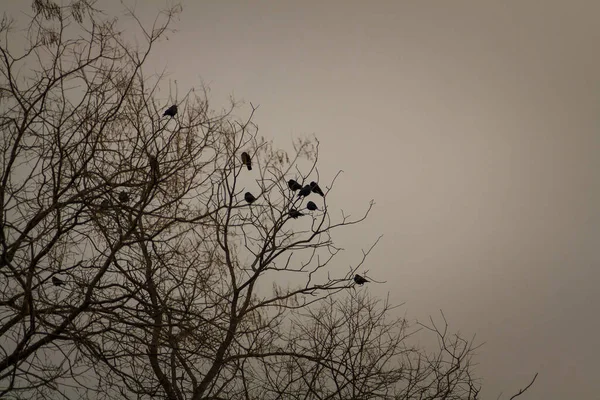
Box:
288;179;302;191
241;152;252;170
298;185;312;198
289;209;305;219
310;181;325;197
306;201;318;211
118;191;129;204
52;276;65;286
148;155;160;181
354;274;369;285
244;192;256;204
163;104;178;117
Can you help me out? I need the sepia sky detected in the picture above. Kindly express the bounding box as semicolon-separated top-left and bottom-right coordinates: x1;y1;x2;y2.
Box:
6;0;600;398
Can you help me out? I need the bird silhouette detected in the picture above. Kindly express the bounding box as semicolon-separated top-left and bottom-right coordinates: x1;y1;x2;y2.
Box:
241;152;252;170
289;209;305;219
148;155;160;181
100;199;110;209
118;191;129;204
52;276;65;286
310;181;325;197
298;185;312;198
354;274;369;285
306;201;318;211
244;192;256;204
163;104;178;117
288;179;302;191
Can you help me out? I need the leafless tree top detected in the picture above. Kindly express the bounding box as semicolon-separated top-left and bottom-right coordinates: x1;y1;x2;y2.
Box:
0;2;536;399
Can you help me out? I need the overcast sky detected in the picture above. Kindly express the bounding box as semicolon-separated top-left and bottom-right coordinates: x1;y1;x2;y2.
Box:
6;0;600;398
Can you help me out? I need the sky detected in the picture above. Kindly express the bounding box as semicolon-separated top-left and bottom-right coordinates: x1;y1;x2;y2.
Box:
5;0;600;398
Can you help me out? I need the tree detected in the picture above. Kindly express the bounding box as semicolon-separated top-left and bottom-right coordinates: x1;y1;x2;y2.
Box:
0;2;536;399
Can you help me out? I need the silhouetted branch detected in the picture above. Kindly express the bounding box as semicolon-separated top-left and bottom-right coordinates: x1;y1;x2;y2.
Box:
509;372;538;400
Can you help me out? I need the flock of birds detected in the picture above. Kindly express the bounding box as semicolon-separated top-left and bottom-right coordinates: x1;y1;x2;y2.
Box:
228;113;370;287
169;105;370;285
48;105;371;288
238;150;324;220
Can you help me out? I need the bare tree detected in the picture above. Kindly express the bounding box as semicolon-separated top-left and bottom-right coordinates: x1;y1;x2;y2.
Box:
0;2;536;399
254;293;480;400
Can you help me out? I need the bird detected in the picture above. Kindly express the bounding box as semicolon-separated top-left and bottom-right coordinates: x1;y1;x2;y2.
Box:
241;152;252;170
310;181;325;197
163;104;177;117
288;179;302;191
100;199;110;209
118;191;129;204
244;192;256;204
306;201;318;211
298;185;312;198
353;274;369;285
52;276;65;286
289;209;305;219
148;154;160;181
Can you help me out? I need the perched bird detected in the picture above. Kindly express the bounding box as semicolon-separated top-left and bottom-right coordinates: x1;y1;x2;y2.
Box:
118;191;130;204
298;185;312;198
163;104;178;117
310;181;325;197
289;209;305;219
354;274;369;285
148;154;160;181
288;179;302;191
100;199;111;209
306;201;318;211
241;152;252;171
244;192;256;204
52;276;65;286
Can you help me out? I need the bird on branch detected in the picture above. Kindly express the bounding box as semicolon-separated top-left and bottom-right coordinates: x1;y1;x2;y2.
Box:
241;152;252;170
298;185;312;198
118;191;130;204
163;104;177;117
52;276;65;286
148;154;160;182
244;192;256;204
288;179;302;191
289;209;305;219
310;181;324;197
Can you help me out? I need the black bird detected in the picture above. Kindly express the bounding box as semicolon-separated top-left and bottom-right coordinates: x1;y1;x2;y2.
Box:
354;274;369;285
241;152;252;170
149;155;160;181
289;209;305;219
298;185;312;198
163;104;178;117
100;199;111;209
306;201;318;211
310;181;325;197
288;179;302;191
118;191;129;204
52;276;65;286
244;192;256;204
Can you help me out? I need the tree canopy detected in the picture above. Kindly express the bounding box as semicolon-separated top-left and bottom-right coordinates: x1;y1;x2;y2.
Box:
0;2;536;399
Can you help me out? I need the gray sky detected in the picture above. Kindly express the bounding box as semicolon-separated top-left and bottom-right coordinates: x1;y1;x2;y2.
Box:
6;0;600;398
